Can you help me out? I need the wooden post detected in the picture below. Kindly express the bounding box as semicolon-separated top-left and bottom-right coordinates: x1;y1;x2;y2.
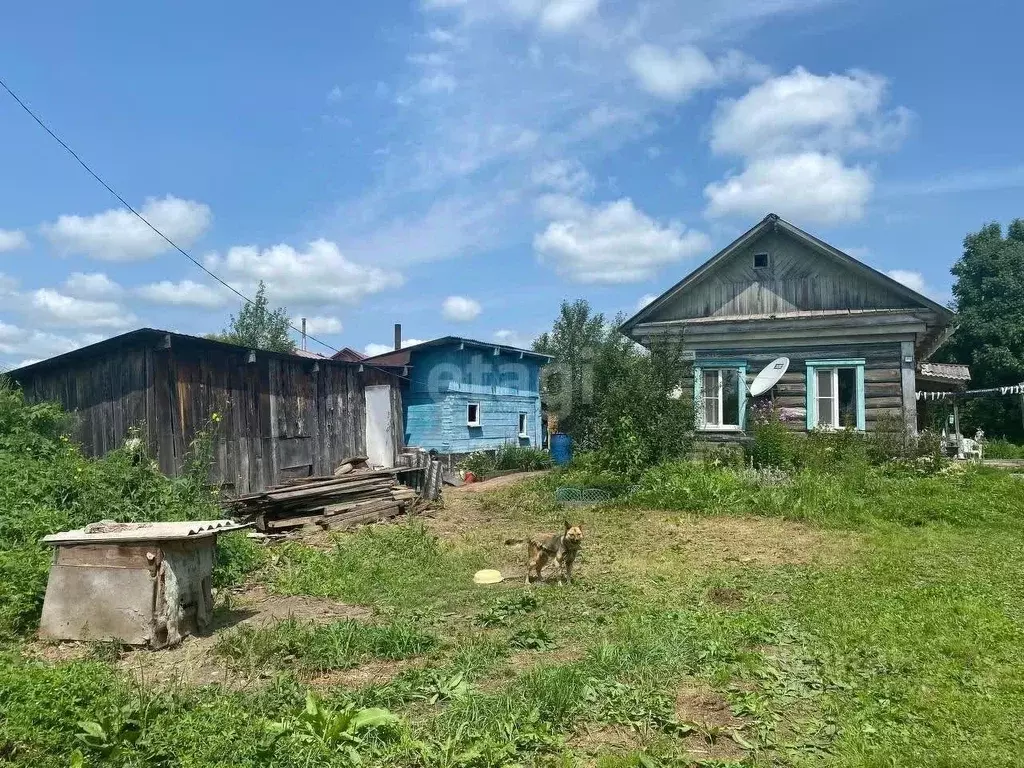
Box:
953;400;963;459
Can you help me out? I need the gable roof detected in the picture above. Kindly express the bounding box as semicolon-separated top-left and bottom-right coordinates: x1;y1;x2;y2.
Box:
620;213;954;334
361;336;552;367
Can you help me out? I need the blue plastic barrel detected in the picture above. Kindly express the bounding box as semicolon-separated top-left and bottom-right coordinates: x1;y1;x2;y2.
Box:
550;432;573;466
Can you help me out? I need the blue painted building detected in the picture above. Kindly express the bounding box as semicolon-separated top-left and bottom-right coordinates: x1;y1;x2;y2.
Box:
362;335;551;455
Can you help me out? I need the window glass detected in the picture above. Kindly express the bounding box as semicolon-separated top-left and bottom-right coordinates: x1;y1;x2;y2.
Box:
816;368;834;427
518;413;527;433
721;369;741;426
703;370;720;425
837;368;857;427
468;403;480;425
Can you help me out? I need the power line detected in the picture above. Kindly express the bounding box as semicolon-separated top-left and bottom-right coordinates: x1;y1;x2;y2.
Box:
0;76;343;356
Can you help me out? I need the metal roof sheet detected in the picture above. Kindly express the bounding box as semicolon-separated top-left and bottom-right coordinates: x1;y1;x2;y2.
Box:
43;519;250;545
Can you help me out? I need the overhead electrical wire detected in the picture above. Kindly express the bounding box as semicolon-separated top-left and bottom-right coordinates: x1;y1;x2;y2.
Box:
0;76;542;388
0;75;346;356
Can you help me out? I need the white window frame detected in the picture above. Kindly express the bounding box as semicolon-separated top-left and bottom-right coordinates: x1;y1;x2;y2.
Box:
805;360;865;431
467;402;481;427
518;412;529;437
694;363;747;431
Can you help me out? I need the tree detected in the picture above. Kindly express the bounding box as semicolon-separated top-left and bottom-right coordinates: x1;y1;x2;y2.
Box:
533;299;607;436
211;281;296;353
942;220;1024;439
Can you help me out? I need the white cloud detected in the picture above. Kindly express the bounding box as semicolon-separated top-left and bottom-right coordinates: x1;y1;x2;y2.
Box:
425;0;599;30
0;229;28;252
205;239;403;307
42;196;212;262
531;159;592;195
135;280;231;309
494;329;535;349
442;295;482;322
30;289;136;329
302;316;344;335
0;322;107;368
710;67;911;158
535;197;710;283
539;0;599;31
364;338;429;357
63;272;122;299
704;152;872;224
0;272;19;296
636;293;658;312
887;269;927;295
628;45;767;101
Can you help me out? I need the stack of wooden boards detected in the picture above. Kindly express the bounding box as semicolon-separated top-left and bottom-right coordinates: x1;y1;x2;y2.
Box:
227;468;420;532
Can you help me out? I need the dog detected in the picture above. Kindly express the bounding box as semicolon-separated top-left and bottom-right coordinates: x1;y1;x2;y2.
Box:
516;521;584;585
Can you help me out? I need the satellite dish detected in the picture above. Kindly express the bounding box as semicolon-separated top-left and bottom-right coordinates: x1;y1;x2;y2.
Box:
749;357;790;397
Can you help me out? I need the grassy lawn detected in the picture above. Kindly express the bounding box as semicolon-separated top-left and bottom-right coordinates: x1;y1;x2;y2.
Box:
3;464;1024;767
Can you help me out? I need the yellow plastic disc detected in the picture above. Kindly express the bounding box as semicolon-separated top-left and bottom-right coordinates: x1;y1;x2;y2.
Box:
473;569;504;585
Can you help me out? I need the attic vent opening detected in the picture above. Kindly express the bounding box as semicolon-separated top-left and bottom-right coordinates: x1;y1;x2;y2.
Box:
753;252;771;269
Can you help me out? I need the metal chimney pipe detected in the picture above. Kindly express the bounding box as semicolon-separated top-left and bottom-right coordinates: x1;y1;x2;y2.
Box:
394;323;402;351
301;318;307;351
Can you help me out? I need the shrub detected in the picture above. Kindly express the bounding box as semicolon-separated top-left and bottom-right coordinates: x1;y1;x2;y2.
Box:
747;401;798;468
982;437;1024;459
0;379;261;639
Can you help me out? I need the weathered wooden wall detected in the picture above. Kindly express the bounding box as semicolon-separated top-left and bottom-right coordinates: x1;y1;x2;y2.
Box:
14;335;403;494
690;343;907;433
650;231;919;320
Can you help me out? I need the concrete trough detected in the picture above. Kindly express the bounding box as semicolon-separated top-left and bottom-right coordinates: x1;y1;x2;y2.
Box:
39;519;249;649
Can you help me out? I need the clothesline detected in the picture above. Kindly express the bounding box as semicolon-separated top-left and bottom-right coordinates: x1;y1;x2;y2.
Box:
916;384;1024;402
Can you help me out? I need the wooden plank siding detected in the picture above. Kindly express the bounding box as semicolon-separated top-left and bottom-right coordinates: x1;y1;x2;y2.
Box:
649;231;919;321
691;343;906;434
11;333;404;495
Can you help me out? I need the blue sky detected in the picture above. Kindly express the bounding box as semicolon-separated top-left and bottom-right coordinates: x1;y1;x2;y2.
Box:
2;0;1023;367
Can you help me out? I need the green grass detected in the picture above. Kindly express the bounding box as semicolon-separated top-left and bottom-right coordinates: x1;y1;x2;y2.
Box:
3;458;1024;766
214;617;438;674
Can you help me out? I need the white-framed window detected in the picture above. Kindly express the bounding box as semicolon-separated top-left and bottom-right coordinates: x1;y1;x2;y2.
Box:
806;360;865;430
518;412;528;437
467;402;481;427
699;367;743;429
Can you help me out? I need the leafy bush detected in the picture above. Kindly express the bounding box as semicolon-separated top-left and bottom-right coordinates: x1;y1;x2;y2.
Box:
0;379;262;639
982;437;1024;459
460;445;552;478
583;340;695;478
747;401;798;468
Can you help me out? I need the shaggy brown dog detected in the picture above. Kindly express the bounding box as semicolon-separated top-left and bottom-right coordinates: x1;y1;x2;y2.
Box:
524;521;584;585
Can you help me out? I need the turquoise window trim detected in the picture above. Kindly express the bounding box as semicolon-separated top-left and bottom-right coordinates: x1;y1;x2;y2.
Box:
806;359;866;431
693;361;747;430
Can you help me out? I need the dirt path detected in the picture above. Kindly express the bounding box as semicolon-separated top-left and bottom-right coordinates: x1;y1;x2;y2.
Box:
448;470;551;494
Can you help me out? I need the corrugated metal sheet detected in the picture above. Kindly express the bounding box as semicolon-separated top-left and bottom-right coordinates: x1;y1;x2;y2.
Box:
43;520;249;544
918;363;971;381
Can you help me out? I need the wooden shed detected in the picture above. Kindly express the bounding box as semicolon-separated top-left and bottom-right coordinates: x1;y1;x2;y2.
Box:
8;329;405;494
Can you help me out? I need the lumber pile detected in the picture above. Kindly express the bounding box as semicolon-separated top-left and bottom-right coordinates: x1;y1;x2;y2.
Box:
227;467;421;533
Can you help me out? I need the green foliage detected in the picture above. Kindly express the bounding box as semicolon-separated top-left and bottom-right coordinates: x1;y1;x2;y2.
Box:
747;402;798;468
211;280;297;353
533;299;608;436
583;339;694;478
474;593;540;628
214;617;438;673
981;437;1024;459
941;219;1024;439
0;383;259;639
459;445;552;478
269;522;488;611
264;691;400;763
508;625;556;651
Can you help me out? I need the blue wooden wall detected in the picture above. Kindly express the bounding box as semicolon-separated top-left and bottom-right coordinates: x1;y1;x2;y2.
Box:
402;344;545;453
